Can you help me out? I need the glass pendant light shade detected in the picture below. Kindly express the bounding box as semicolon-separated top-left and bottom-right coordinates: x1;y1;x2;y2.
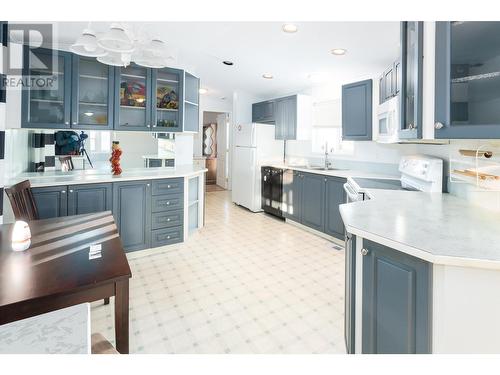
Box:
97;23;134;53
70;29;107;57
97;51;131;67
133;39;172;68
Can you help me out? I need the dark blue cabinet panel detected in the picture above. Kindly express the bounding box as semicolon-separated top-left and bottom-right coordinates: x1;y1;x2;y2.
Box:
113;180;151;252
22;48;72;129
435;21;500;139
399;21;423;140
324;176;346;240
282;169;303;222
152;67;183;132
32;186;68;219
301;173;325;232
362;240;431;354
342;79;373;141
67;183;112;216
252;100;275;124
71;56;114;130
114;64;152;131
345;233;356;354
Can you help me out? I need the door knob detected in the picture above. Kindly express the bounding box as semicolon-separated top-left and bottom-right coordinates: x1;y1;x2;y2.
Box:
361;248;369;256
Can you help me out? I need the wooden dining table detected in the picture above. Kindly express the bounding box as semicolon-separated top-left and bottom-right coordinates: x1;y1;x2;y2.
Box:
0;211;132;354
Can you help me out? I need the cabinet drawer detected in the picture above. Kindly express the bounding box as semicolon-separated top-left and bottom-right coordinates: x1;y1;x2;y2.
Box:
152;178;184;195
151;226;183;247
152;209;183;230
152;193;183;212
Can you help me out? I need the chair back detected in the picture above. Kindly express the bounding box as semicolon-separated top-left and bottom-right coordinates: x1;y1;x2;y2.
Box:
5;180;39;221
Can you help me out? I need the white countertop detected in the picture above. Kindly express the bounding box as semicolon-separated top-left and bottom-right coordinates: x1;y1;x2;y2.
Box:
0;304;90;354
7;165;208;188
268;164;399;180
340;187;500;270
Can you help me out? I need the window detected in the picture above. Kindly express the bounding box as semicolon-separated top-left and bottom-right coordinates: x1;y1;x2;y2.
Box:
88;131;111;153
311;99;354;155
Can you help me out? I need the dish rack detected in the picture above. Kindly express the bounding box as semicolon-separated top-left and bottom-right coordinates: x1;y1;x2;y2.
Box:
449;141;500;190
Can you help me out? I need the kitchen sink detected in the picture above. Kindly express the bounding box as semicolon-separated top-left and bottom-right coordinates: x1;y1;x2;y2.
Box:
307;166;347;171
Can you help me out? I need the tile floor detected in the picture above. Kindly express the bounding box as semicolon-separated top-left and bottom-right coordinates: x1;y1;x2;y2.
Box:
91;190;346;354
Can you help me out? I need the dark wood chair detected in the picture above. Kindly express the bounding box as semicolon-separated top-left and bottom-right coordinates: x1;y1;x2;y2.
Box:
5;180;39;221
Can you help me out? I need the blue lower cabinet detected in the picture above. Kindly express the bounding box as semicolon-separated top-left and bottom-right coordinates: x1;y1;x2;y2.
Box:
301;173;326;232
324;176;346;240
113;180;152;252
345;233;356;354
151;226;183;247
32;186;68;219
283;169;303;222
362;240;431;354
67;183;112;215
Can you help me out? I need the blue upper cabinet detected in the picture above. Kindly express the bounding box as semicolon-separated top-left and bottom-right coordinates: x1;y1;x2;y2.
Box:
152;67;183;132
183;72;200;132
399;21;424;140
342;79;373;141
21;47;72;129
114;64;152;131
71;55;114;130
435;22;500;139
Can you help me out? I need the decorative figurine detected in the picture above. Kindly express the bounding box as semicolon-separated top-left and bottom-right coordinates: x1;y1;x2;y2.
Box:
110;141;122;176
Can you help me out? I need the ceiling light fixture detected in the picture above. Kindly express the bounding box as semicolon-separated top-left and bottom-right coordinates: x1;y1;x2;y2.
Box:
97;51;131;67
282;24;298;33
198;88;208;94
70;29;107;57
97;23;134;53
222;61;234;66
331;48;347;56
262;73;274;79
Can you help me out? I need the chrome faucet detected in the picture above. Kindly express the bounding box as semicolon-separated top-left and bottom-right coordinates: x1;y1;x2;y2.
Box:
323;142;333;170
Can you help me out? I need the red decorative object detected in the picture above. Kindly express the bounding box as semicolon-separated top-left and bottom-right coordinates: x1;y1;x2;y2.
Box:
110;141;122;176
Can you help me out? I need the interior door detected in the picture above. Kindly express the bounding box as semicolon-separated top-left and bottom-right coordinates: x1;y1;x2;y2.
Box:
216;113;228;189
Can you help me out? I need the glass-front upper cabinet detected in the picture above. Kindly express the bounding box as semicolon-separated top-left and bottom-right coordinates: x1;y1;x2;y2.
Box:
399;21;423;139
436;21;500;138
152;67;183;132
22;48;72;128
71;56;114;129
114;64;152;131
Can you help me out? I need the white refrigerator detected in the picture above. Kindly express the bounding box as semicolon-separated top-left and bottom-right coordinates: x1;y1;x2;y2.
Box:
231;123;284;212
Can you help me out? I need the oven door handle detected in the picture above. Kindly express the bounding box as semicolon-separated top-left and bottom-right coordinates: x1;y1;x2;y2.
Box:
343;183;361;202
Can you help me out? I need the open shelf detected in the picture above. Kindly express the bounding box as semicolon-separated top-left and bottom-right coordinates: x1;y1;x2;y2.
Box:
30;98;64;104
121;73;146;79
120;105;147;109
157;78;179;84
185;100;199;107
80;102;107;107
157;108;178;112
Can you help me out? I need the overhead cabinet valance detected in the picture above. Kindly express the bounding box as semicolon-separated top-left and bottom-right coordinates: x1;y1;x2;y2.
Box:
20;47;199;132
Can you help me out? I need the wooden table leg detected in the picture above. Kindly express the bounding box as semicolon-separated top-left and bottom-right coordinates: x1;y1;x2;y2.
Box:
114;278;129;354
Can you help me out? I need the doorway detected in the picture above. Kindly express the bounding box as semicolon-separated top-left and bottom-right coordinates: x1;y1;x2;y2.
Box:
202;111;230;191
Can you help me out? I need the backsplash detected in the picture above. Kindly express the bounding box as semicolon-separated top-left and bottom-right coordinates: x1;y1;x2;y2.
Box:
286;138;500;212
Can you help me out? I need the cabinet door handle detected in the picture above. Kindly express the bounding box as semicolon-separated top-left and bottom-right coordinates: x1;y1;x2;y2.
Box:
166;201;170;205
69;189;73;193
146;183;151;187
65;122;69;125
361;248;369;256
167;185;171;188
61;190;66;194
167;235;171;239
147;125;151;128
72;122;77;125
435;122;444;130
167;218;171;222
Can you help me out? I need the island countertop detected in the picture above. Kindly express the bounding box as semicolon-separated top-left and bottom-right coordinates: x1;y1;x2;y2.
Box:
6;165;208;188
340;187;500;270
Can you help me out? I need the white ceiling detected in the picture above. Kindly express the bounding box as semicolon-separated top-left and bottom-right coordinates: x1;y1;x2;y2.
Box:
52;22;400;100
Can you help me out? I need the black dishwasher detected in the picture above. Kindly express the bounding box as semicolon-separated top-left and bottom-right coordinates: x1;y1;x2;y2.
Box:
261;166;284;218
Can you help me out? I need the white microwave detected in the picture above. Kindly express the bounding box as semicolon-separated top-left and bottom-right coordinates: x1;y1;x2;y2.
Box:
377;95;400;143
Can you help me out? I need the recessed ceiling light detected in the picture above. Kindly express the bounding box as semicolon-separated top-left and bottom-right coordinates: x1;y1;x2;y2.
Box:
222;60;234;66
198;88;208;94
331;48;347;56
262;73;274;79
282;24;298;33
